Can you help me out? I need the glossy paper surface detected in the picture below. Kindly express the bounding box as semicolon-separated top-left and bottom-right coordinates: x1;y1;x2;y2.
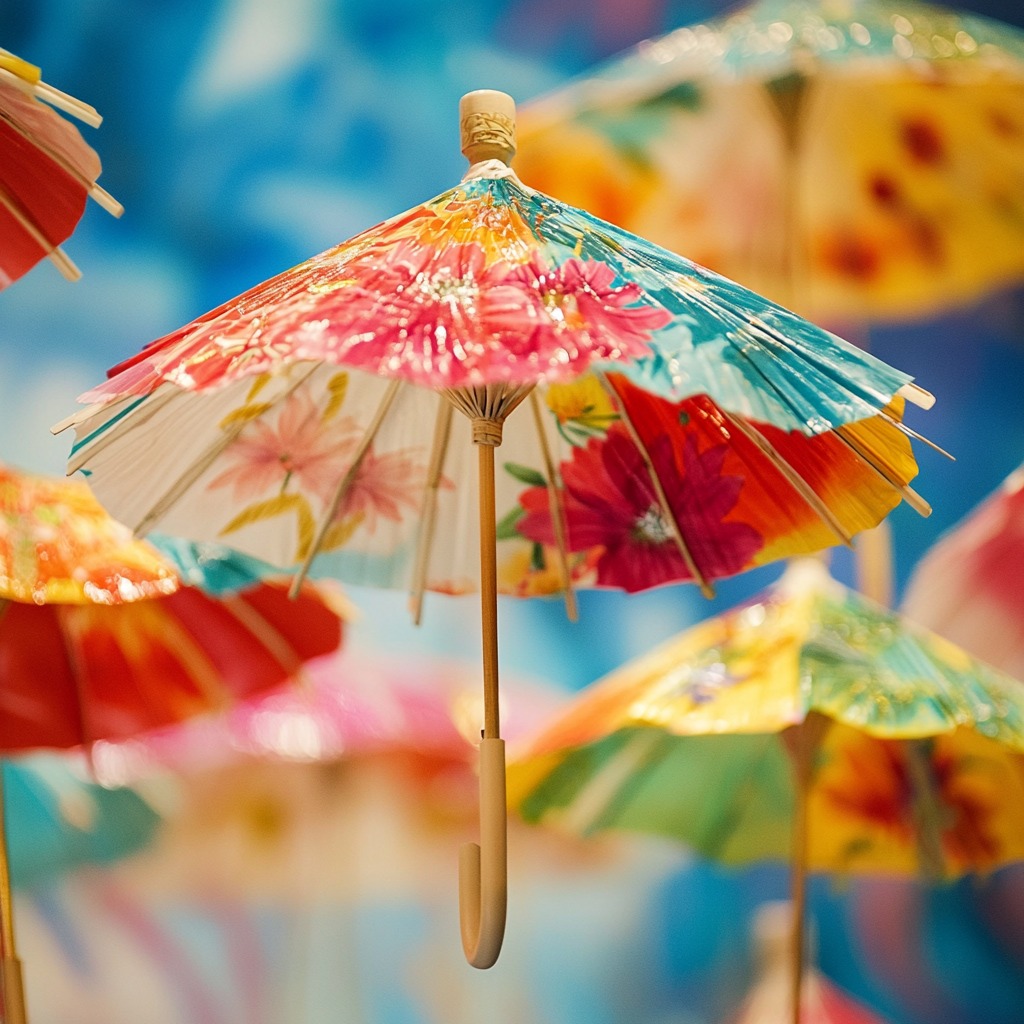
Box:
78;168;915;434
516;0;1024;321
0;464;179;605
509;561;1024;876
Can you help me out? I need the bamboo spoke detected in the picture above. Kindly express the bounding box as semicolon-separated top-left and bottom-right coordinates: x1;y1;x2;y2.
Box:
529;392;578;622
834;425;932;517
596;373;714;598
0;186;79;281
720;411;854;547
410;399;454;625
290;379;403;597
64;389;179;473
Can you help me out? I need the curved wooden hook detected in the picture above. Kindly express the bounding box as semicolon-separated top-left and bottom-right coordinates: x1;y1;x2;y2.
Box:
459;737;507;969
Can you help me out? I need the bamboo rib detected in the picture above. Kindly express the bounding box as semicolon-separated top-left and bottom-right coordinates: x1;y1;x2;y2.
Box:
88;184;124;218
882;415;954;461
720;410;854;547
896;382;935;410
289;379;403;598
64;388;181;471
0;187;79;281
596;372;715;599
834;426;932;517
135;364;322;536
529;391;578;623
2;113;121;217
410;400;454;625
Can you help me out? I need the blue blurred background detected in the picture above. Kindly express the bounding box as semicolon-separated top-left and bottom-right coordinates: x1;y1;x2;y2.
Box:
1;1;1023;1022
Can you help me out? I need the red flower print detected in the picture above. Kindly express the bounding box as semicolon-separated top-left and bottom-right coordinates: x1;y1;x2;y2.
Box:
295;242;670;386
516;423;762;592
301;239;519;381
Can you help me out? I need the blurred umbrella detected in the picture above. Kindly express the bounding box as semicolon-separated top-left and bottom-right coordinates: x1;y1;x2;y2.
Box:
0;465;345;751
115;656;567;904
0;463;344;1024
515;0;1024;323
903;462;1024;680
0;48;121;288
728;901;888;1024
509;559;1024;1023
2;757;158;890
54;90;934;968
88;647;563;780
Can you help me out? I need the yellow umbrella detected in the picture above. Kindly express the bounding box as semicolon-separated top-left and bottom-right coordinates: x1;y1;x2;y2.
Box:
516;0;1024;323
509;560;1024;1024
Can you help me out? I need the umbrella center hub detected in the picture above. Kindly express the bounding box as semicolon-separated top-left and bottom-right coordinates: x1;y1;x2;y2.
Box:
631;505;670;545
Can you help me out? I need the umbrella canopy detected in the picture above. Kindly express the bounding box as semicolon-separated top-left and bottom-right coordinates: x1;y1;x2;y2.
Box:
902;462;1024;680
88;647;563;779
727;902;887;1024
0;465;346;751
2;757;159;889
509;558;1024;1020
509;558;1024;877
0;464;344;1024
514;0;1024;322
53;90;935;968
0;49;121;288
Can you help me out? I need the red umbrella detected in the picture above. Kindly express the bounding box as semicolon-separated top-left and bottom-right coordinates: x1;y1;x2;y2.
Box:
0;49;121;288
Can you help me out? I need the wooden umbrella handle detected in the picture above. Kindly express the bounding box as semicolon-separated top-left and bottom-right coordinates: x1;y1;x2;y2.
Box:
459;738;508;968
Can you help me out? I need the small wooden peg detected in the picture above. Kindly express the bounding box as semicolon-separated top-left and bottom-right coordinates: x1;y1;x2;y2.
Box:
459;90;516;166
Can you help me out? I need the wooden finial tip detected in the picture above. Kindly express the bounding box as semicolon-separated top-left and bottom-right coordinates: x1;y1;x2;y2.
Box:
460;89;516;166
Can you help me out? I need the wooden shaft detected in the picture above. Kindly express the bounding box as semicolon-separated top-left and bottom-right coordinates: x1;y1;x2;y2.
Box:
478;443;500;739
790;761;808;1024
2;956;27;1024
0;770;27;1023
0;771;15;958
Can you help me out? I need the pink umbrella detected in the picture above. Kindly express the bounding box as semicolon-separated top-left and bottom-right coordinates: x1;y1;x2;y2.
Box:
89;648;563;784
902;464;1024;679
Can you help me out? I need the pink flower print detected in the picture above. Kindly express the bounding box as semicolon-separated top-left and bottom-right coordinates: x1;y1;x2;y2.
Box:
296;240;523;386
333;445;429;535
490;255;671;364
517;424;762;592
209;391;353;503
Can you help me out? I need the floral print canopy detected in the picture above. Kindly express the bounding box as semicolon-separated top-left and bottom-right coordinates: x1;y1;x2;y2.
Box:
508;560;1024;878
59;161;930;600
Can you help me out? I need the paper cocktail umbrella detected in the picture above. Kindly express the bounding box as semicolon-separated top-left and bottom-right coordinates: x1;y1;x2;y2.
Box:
55;91;936;967
0;463;343;1023
509;560;1024;1022
903;462;1024;679
516;0;1024;322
